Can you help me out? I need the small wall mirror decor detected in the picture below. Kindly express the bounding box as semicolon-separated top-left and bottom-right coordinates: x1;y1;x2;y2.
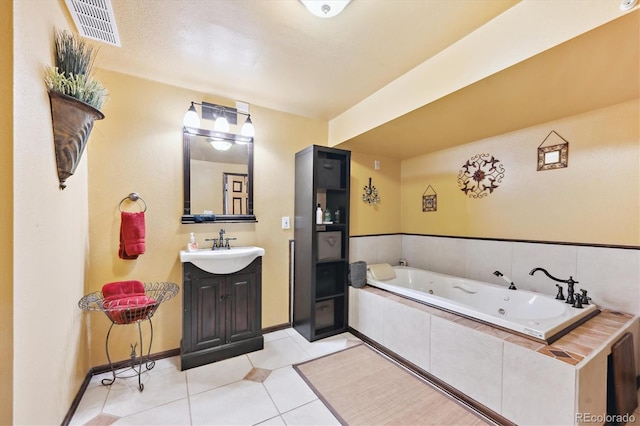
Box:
182;127;256;223
537;130;569;171
422;185;437;212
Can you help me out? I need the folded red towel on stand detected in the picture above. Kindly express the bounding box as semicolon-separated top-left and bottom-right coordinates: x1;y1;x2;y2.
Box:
119;211;146;259
102;280;156;324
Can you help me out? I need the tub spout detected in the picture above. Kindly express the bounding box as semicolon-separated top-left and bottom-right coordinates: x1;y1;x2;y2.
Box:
529;268;578;305
493;270;516;290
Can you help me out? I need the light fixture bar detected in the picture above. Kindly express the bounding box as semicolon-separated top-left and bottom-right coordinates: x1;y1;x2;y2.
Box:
183;101;255;139
201;102;238;125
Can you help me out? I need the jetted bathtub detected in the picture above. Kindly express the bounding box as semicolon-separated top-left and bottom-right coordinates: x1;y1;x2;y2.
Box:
366;266;600;342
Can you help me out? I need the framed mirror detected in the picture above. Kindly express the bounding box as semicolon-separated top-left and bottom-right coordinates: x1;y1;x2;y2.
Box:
182;127;256;223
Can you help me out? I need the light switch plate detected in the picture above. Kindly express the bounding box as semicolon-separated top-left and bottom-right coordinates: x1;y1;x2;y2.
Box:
282;216;290;229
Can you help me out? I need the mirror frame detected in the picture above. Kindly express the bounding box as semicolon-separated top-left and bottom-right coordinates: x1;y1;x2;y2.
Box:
182;127;256;223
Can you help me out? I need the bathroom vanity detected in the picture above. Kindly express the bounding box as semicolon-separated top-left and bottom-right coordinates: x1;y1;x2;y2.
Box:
179;247;264;370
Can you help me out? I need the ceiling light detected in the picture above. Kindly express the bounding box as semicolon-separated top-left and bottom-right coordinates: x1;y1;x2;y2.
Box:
300;0;351;18
620;0;638;10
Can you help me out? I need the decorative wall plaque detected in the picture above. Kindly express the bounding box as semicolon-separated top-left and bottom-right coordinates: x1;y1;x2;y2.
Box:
362;177;380;205
422;185;437;212
537;130;569;171
457;153;505;199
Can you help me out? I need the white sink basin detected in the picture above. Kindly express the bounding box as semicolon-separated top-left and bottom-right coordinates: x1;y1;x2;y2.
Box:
180;246;265;274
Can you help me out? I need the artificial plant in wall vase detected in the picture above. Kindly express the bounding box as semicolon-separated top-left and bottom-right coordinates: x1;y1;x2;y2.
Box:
44;29;107;189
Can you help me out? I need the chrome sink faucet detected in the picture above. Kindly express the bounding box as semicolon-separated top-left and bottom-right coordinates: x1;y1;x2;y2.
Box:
205;229;228;250
529;267;579;305
218;229;225;248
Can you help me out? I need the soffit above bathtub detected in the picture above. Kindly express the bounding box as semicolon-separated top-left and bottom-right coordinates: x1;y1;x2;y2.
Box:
337;9;640;159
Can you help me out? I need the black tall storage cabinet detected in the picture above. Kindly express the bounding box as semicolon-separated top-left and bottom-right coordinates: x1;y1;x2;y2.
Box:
294;145;350;341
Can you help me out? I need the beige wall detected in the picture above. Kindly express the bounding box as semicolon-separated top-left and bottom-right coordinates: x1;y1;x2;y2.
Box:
12;2;91;424
0;2;13;424
349;153;401;236
86;69;327;364
400;100;639;246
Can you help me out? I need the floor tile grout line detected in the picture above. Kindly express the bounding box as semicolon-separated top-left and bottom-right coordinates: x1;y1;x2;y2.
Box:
185;369;194;426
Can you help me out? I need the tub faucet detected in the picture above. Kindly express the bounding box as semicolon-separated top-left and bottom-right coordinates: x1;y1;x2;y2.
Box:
529;268;578;305
493;271;516;290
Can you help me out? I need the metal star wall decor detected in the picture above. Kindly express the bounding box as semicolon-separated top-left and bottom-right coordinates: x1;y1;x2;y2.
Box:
457;153;505;199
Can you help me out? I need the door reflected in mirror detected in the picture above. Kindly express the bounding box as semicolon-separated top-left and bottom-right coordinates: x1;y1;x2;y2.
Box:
182;128;256;223
223;172;249;215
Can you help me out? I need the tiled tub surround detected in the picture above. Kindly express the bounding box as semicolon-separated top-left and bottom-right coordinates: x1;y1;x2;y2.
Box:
350;234;640;369
349;285;639;426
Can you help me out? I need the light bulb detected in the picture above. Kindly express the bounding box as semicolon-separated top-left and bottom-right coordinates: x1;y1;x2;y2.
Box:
214;116;229;132
241;116;255;137
183;102;200;128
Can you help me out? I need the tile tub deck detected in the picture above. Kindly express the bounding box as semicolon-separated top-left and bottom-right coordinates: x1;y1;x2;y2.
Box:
349;285;639;425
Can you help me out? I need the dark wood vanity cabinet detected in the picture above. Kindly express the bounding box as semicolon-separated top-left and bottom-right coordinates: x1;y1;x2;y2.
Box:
180;258;263;370
294;145;350;342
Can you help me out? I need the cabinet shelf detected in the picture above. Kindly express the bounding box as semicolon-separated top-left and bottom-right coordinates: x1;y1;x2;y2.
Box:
315;293;345;302
316;258;347;264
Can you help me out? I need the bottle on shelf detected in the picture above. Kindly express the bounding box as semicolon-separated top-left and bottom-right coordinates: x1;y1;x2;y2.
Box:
324;207;332;223
316;204;323;224
334;207;341;224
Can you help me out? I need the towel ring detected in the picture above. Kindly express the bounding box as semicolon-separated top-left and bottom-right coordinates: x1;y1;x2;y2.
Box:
119;192;147;213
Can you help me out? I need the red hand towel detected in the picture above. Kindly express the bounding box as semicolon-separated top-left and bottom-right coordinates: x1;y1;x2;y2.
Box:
119;211;146;259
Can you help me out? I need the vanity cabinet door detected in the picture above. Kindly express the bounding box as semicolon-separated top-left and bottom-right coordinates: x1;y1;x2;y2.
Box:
226;271;259;344
189;275;226;352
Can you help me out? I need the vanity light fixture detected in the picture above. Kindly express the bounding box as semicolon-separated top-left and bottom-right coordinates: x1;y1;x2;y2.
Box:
183;101;255;138
300;0;351;18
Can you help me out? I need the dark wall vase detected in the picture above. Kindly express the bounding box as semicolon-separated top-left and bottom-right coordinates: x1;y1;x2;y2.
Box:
48;91;105;189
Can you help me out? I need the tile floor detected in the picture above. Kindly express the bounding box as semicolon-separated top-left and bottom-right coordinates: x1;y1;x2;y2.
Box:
70;329;364;425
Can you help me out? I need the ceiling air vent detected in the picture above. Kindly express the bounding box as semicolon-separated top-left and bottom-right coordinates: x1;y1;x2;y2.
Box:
65;0;121;46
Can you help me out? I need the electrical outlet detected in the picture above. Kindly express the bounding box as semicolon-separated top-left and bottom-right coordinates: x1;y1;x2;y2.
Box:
282;216;290;229
374;160;380;170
